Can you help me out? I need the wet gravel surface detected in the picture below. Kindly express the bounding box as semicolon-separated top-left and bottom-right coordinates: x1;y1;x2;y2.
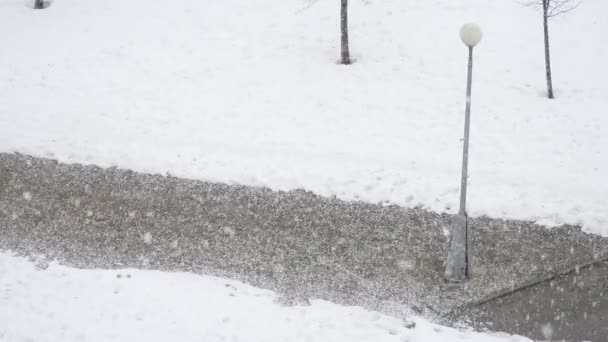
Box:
1;152;607;340
471;259;608;341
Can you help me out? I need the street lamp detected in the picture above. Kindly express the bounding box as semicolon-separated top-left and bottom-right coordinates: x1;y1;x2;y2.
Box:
444;23;482;282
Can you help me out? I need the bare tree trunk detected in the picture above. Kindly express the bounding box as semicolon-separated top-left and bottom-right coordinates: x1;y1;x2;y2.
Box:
340;0;351;65
34;0;44;9
543;0;555;99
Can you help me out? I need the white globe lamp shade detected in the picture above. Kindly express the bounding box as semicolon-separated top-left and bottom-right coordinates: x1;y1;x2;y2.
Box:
460;23;482;47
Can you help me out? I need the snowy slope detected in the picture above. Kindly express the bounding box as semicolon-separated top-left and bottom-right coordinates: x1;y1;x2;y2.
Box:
0;253;531;342
0;0;606;235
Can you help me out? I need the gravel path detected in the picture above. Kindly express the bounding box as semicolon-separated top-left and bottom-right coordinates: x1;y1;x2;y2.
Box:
1;152;606;340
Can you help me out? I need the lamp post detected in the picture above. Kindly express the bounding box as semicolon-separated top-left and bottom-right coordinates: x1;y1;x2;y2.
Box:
444;23;482;282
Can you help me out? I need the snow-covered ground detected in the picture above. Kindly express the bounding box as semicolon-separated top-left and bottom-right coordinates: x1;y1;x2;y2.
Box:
0;0;606;235
0;252;531;342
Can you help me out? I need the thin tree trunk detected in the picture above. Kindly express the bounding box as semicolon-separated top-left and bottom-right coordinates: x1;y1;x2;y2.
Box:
340;0;351;65
543;0;554;99
35;0;44;9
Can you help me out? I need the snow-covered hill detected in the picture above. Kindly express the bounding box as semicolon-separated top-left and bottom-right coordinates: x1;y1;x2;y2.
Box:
1;0;606;234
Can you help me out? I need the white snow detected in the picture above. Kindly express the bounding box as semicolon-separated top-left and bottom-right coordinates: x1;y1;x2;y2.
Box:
143;232;152;245
0;252;531;342
1;0;606;235
22;192;32;201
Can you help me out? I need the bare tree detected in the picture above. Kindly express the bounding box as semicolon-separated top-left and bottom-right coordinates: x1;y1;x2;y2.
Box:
340;0;351;64
34;0;44;9
524;0;582;99
298;0;356;64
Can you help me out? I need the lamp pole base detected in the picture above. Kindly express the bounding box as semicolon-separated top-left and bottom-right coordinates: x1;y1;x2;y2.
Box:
444;213;471;282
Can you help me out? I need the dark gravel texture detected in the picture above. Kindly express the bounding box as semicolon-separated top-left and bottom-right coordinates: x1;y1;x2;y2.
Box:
1;152;607;340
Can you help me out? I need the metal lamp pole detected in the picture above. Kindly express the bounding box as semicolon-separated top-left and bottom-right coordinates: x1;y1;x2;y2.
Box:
444;23;482;282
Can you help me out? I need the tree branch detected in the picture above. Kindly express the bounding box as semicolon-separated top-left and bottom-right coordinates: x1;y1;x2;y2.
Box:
521;0;583;17
295;0;324;15
548;0;583;17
